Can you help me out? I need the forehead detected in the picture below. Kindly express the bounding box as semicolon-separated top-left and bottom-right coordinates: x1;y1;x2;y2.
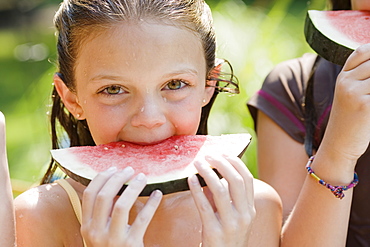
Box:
74;21;206;82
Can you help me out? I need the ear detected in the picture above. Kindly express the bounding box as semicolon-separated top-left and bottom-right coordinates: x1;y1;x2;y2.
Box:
202;82;215;107
53;74;85;120
202;64;220;106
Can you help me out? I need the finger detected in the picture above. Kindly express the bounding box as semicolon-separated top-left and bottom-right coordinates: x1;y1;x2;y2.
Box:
82;167;118;223
129;190;163;239
91;167;135;229
109;173;148;235
343;43;370;71
191;158;230;215
188;172;219;226
204;155;250;214
196;157;236;220
202;186;217;212
223;155;254;209
346;59;370;81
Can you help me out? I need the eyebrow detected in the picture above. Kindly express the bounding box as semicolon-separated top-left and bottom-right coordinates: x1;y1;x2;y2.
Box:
89;68;200;83
164;68;199;78
89;75;124;83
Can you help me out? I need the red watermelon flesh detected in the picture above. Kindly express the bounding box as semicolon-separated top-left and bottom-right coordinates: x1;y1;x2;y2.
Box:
326;11;370;46
51;134;251;195
310;10;370;49
305;10;370;65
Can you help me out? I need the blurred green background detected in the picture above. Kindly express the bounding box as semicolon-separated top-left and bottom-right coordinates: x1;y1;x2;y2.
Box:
0;0;326;196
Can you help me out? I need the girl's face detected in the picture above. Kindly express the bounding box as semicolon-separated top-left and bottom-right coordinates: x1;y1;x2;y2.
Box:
62;22;214;145
351;0;370;10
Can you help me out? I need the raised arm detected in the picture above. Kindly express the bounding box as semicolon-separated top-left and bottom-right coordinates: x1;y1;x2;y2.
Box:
280;44;370;246
257;83;354;246
0;112;15;246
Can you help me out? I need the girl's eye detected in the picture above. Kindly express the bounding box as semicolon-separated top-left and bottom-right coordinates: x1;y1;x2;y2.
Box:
164;79;187;90
102;85;124;95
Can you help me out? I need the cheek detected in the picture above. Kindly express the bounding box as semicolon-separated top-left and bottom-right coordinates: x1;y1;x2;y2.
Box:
83;104;127;144
169;98;204;135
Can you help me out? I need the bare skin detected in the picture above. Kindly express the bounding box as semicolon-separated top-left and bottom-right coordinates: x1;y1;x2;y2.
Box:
351;0;370;10
258;43;370;246
15;22;282;246
15;169;281;246
0;112;16;247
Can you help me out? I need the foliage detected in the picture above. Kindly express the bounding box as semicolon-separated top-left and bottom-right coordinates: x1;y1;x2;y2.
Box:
208;0;325;175
0;0;326;194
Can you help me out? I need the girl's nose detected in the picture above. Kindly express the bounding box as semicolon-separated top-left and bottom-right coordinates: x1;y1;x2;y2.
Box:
131;96;166;129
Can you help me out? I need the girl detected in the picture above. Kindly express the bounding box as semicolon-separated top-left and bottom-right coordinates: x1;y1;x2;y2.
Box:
0;112;16;247
248;0;370;245
14;0;282;246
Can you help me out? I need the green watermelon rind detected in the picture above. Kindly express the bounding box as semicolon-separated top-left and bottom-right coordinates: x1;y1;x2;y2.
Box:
53;134;251;196
57;164;223;196
304;10;355;66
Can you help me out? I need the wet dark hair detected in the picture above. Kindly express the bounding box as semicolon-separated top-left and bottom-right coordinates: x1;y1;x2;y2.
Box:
304;0;351;156
42;0;239;184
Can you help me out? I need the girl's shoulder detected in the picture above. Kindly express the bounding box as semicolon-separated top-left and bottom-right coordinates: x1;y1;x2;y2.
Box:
14;179;82;246
15;180;71;215
248;178;282;245
253;178;282;210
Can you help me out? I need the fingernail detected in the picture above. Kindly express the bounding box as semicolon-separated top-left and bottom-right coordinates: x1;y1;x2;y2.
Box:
123;166;134;174
107;167;117;173
190;174;200;185
221;154;231;159
199;161;210;170
151;190;162;198
204;155;216;162
135;173;145;181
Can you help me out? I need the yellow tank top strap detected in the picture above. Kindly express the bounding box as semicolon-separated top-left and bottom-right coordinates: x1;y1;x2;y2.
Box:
55;179;87;247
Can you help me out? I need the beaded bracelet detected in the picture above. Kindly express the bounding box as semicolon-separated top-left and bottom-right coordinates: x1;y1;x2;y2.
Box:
306;155;359;199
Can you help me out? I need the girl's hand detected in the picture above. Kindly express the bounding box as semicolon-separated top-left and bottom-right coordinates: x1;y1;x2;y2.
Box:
322;43;370;164
188;155;255;247
81;167;163;247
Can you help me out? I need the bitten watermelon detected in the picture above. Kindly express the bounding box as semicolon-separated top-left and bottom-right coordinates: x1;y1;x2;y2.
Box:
304;10;370;65
51;134;251;196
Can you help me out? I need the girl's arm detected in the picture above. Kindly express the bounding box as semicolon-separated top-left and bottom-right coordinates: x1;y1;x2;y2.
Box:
257;112;352;246
258;44;370;246
257;111;308;222
0;112;16;246
188;155;282;247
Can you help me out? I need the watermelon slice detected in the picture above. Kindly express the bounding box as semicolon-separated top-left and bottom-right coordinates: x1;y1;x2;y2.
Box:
51;134;251;196
304;10;370;65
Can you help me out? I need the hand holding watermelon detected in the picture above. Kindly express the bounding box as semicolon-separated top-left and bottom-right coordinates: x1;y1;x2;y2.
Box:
320;43;370;166
81;166;163;247
188;155;255;247
80;153;256;247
